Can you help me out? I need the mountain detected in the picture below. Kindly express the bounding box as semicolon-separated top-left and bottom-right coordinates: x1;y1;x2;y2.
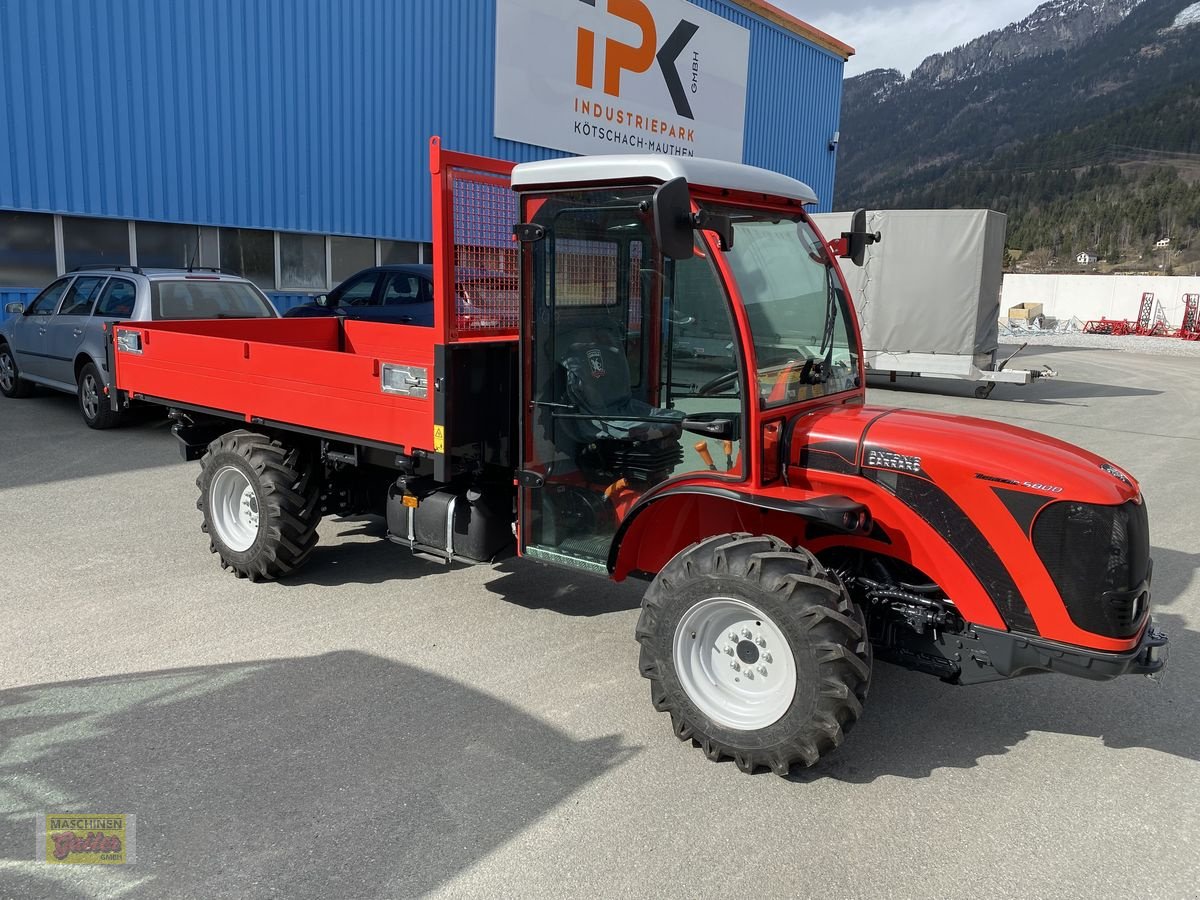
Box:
834;0;1200;268
911;0;1145;86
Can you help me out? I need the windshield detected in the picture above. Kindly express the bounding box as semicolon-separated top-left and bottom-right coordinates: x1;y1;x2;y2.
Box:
151;280;275;320
709;206;860;407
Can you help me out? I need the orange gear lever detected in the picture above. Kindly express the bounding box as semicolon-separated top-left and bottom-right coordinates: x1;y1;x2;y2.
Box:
723;440;734;471
695;441;717;471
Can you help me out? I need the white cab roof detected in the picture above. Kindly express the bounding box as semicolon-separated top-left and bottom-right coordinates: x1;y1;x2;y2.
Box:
510;155;819;206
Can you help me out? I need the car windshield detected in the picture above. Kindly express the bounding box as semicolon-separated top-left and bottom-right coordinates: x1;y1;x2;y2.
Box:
707;205;860;407
151;280;275;320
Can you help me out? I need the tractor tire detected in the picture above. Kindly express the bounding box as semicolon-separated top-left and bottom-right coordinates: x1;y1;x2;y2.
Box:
0;343;34;398
636;533;871;775
196;430;321;581
78;361;123;429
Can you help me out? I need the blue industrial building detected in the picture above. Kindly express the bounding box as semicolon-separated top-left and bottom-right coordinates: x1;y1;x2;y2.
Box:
0;0;851;311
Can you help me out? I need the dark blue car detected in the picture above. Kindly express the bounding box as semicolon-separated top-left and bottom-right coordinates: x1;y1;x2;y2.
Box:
285;264;434;325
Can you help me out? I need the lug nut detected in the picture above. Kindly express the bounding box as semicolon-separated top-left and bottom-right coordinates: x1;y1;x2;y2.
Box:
725;646;735;656
745;670;755;680
742;628;753;638
762;652;773;664
729;632;739;642
730;661;740;671
758;666;768;676
757;637;767;648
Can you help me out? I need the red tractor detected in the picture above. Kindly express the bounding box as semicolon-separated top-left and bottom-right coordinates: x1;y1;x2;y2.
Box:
106;140;1167;775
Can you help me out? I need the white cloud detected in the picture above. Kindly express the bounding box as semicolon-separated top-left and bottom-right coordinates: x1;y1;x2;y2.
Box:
793;1;1042;77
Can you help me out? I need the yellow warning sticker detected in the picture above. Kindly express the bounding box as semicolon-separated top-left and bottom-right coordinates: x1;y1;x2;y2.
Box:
433;425;445;454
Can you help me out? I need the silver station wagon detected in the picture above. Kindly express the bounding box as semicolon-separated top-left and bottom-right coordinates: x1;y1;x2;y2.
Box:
0;266;278;428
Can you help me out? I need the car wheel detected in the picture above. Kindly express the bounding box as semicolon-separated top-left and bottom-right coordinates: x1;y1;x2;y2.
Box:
0;344;34;398
77;361;123;429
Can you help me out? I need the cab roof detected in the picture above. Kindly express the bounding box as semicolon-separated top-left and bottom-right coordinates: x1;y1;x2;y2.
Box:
510;155;819;206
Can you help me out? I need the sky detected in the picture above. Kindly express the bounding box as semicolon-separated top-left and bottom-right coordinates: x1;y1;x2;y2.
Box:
794;1;1044;77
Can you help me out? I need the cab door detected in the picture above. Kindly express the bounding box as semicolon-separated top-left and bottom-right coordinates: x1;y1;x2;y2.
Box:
517;188;747;573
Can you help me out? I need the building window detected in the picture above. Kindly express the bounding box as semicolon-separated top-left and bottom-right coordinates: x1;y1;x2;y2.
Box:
380;240;420;265
135;222;201;269
0;211;57;286
421;243;434;264
218;227;275;290
61;216;130;272
279;232;327;290
330;236;376;283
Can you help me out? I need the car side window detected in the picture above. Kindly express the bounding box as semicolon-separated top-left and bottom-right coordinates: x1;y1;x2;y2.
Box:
26;278;73;315
382;274;420;305
58;276;107;316
337;273;379;307
94;278;137;318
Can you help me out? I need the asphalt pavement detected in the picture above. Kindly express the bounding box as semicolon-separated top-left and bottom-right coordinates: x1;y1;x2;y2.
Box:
1;343;1196;899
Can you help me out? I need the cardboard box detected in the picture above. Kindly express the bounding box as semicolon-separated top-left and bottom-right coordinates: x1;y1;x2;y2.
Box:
1008;302;1044;321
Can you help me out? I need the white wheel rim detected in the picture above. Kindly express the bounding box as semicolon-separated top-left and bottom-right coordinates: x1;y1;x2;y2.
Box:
209;465;260;552
80;372;99;419
0;352;14;391
673;597;797;731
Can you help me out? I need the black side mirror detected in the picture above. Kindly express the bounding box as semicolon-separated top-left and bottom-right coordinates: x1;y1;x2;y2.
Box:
652;177;695;261
842;208;882;267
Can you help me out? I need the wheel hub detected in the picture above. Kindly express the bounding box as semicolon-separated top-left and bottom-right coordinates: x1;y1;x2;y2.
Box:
0;353;14;391
209;465;261;552
673;597;797;731
736;640;760;665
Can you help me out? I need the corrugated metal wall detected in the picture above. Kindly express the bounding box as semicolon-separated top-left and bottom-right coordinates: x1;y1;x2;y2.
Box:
0;0;844;242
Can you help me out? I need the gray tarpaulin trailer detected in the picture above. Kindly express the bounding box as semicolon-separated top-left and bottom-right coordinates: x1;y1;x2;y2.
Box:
810;209;1053;398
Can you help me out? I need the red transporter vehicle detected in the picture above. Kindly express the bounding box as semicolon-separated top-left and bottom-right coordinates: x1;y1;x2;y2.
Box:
110;139;1167;775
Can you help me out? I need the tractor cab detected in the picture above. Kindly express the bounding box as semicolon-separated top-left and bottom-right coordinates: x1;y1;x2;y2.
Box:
510;156;866;573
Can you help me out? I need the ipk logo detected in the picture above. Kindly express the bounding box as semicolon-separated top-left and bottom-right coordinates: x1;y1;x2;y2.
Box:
575;0;699;119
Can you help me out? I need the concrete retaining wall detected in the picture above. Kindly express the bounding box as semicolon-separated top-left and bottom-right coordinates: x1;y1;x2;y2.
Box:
1001;274;1199;327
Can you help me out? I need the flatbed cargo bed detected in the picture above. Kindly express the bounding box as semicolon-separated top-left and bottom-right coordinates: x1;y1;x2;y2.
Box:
111;317;438;453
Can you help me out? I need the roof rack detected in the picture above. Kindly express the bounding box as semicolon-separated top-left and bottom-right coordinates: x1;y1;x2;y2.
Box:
183;265;240;275
70;264;144;275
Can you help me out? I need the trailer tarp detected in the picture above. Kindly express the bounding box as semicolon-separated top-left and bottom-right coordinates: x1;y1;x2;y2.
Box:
810;210;1006;359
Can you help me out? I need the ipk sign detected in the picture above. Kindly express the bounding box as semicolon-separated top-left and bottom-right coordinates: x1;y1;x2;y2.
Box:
495;0;751;161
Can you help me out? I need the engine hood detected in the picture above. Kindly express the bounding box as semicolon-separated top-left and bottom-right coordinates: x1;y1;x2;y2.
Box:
791;405;1139;506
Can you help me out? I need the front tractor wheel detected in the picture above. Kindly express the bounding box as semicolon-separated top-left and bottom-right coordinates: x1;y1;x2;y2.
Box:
636;534;871;775
196;430;321;581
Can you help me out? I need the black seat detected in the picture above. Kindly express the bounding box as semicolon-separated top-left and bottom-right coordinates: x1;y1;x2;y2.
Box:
557;319;683;444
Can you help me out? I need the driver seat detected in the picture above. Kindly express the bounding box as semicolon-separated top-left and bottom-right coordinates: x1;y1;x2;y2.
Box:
557;319;684;445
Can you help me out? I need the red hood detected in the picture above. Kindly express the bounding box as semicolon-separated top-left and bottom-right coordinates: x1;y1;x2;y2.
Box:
792;405;1139;506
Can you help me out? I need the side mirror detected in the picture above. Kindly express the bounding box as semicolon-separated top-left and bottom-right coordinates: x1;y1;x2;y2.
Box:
842;208;882;267
4;302;24;315
315;294;330;307
651;177;695;261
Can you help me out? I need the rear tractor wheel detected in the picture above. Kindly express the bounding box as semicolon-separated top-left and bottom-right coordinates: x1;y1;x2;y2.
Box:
196;430;321;581
636;534;871;775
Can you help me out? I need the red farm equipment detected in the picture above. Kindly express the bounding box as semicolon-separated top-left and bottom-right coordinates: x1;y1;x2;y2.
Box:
78;137;1169;776
1178;294;1199;340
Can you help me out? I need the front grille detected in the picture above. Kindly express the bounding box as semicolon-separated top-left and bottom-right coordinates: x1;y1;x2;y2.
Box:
1032;499;1150;638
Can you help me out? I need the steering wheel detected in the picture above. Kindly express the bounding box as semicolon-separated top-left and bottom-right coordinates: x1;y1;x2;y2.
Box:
697;369;740;396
